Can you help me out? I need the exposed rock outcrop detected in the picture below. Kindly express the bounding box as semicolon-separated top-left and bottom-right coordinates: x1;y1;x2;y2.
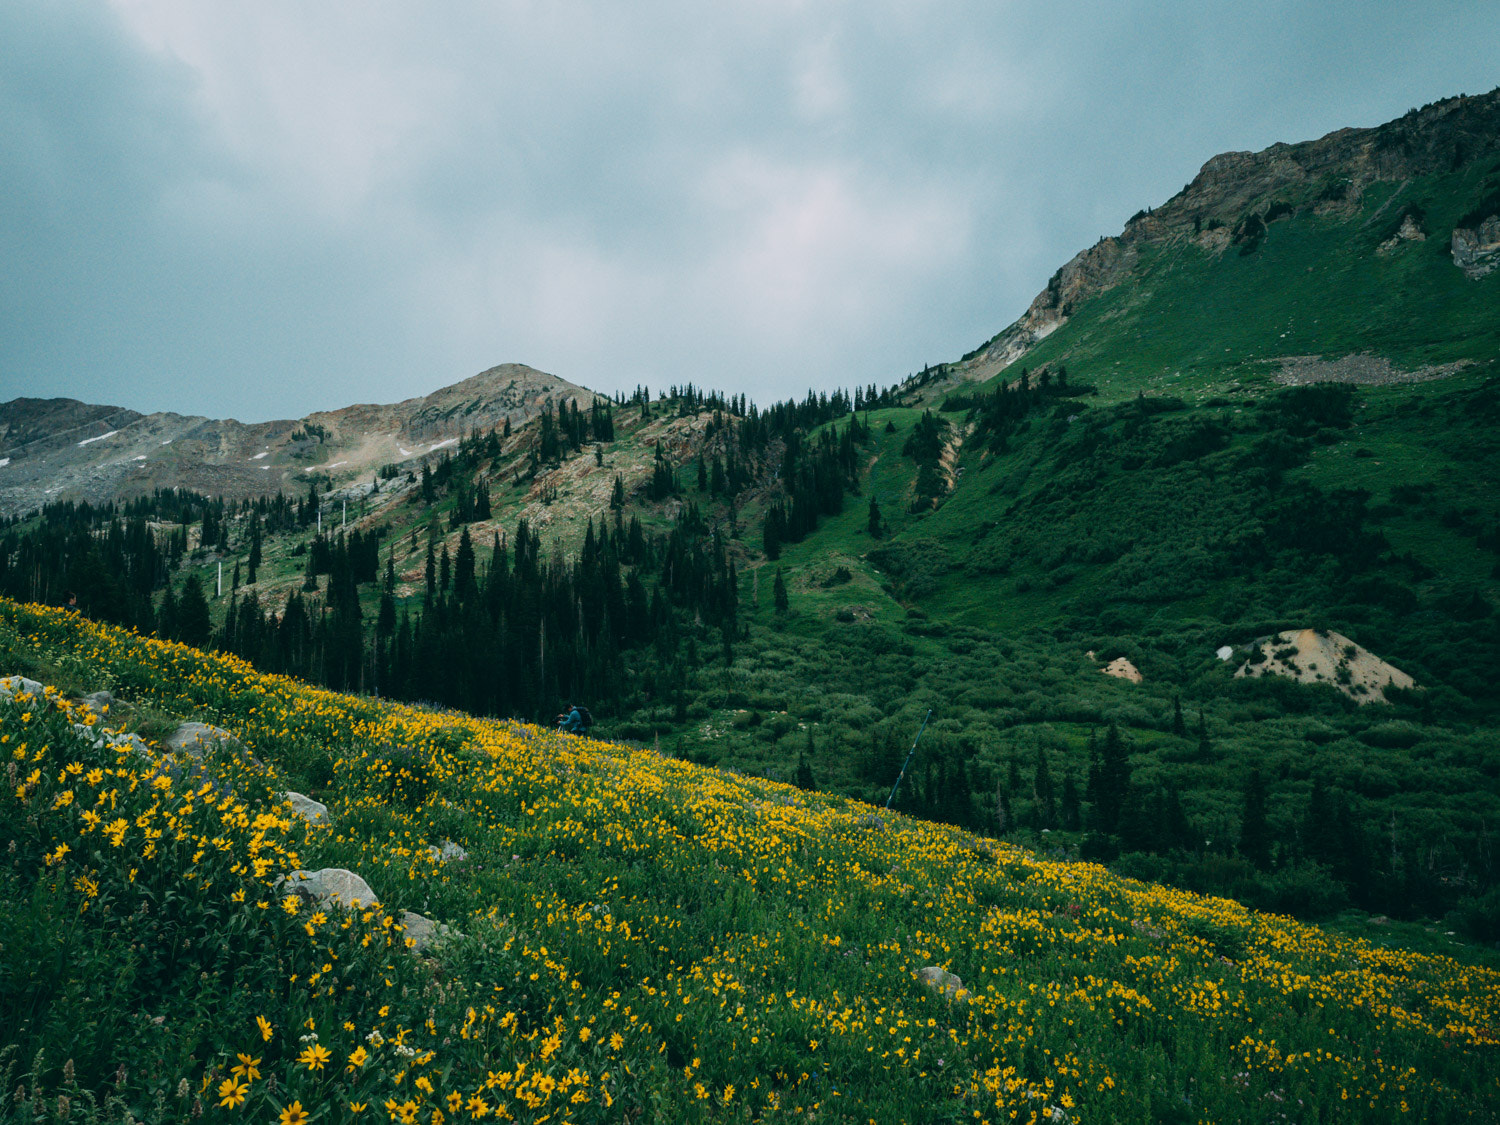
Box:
1452;215;1500;279
1378;212;1427;254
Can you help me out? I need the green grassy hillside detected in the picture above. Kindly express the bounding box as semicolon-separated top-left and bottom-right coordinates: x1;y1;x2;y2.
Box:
1;602;1497;1124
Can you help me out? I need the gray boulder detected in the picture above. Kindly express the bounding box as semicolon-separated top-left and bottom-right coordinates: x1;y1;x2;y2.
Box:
165;721;240;756
279;868;380;909
283;791;329;825
916;966;967;1001
0;675;47;703
80;691;118;719
108;731;152;757
426;840;469;863
399;910;454;953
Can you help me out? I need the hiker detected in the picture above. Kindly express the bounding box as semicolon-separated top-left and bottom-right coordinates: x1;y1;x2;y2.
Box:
557;703;592;736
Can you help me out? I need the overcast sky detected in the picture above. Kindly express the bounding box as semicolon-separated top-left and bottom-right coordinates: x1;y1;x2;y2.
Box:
1;1;1496;421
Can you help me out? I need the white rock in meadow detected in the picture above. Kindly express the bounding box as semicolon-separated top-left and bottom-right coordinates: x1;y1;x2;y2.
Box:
283;791;329;825
916;966;967;1001
0;675;47;702
165;721;240;756
399;910;454;953
280;868;379;909
426;840;469;863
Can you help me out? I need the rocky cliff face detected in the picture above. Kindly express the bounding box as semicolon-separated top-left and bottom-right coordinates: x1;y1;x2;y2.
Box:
0;363;601;517
972;88;1500;372
1452;215;1500;279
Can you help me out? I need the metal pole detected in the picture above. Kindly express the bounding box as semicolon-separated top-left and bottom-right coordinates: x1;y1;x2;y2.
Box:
885;709;932;810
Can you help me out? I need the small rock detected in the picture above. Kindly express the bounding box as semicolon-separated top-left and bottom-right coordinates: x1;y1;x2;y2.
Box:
80;690;118;718
108;731;152;757
283;791;329;825
426;840;468;863
916;966;967;1002
165;721;239;756
399;909;453;953
279;868;379;909
0;675;47;703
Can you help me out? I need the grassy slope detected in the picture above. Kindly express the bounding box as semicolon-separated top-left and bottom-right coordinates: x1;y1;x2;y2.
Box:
1;600;1497;1125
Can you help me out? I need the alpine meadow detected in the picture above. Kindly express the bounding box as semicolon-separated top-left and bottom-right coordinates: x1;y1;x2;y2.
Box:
2;87;1500;1123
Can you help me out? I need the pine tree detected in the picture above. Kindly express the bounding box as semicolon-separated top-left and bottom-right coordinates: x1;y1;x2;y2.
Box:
247;519;262;584
773;568;789;615
454;527;476;599
867;496;883;538
1032;746;1056;828
1061;770;1081;830
1172;695;1185;736
177;575;212;649
996;788;1013;834
611;474;625;510
1096;724;1131;834
157;584;178;640
1239;768;1271;869
795;751;816;791
1084;728;1100;811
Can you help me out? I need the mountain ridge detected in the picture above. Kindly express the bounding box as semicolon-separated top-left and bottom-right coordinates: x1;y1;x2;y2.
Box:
0;363;602;517
962;86;1500;382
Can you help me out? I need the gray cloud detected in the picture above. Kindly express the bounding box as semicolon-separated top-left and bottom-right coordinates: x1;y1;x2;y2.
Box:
2;0;1497;420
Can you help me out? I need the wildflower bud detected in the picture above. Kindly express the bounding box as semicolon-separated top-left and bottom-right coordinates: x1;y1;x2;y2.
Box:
57;1095;71;1120
192;1097;203;1118
62;1060;74;1086
114;1065;127;1089
177;1079;189;1099
14;1084;25;1104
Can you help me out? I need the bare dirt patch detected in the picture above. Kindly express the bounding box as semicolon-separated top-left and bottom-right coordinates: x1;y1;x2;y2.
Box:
1233;628;1415;704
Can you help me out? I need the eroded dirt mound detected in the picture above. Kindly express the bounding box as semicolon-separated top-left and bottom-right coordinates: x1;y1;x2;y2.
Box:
1233;628;1415;704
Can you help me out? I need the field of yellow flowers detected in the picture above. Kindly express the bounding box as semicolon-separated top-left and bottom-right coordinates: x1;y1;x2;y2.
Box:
0;596;1496;1124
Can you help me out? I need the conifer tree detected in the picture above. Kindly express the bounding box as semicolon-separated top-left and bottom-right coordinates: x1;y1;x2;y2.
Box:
1239;768;1271;869
455;528;477;599
1095;723;1131;834
1172;695;1185;736
773;568;789;615
1032;745;1056;828
868;496;883;538
177;575;212;648
1061;770;1081;830
795;751;816;791
247;519;262;584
